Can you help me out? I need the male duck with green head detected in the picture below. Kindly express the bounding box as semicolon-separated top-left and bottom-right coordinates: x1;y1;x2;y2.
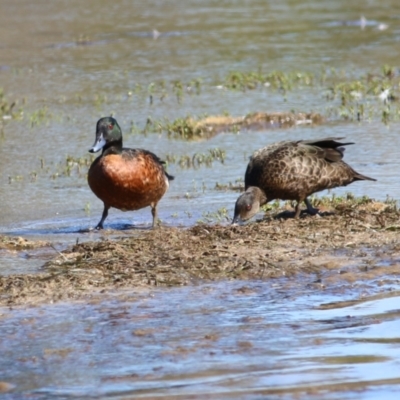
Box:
88;117;174;229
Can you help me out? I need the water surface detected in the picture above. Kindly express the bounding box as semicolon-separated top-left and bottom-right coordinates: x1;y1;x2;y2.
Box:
1;280;400;399
1;0;400;398
1;0;400;233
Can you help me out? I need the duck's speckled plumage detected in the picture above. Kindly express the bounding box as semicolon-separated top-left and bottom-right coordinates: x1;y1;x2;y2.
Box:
233;137;376;222
88;117;173;229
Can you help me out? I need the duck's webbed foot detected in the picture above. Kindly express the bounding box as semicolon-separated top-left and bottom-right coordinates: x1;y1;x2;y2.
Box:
304;198;319;216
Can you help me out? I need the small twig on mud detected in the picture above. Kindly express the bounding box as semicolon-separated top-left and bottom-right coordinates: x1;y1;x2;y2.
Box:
50;244;68;262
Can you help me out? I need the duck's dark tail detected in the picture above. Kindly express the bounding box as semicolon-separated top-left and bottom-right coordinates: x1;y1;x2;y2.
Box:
301;137;355;148
160;159;174;181
165;172;175;181
353;172;376;182
301;137;355;162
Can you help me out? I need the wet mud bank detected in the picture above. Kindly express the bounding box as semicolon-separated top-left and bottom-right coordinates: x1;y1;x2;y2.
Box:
1;198;400;307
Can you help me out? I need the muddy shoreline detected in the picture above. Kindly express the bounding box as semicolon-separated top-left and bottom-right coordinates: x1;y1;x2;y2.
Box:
1;197;400;307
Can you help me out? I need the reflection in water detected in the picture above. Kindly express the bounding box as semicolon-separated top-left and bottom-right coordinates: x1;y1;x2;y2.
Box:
1;281;400;398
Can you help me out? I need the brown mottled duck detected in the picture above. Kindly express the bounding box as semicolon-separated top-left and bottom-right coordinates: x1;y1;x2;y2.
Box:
233;137;376;223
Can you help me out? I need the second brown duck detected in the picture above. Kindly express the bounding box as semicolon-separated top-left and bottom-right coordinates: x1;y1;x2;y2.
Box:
233;137;376;223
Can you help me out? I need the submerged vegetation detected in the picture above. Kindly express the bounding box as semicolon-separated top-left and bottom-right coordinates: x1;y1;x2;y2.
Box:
223;70;315;91
165;148;226;168
1;65;399;136
142;112;324;140
0;88;21;121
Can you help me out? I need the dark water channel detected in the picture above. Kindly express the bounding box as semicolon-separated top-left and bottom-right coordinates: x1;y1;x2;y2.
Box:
1;0;400;398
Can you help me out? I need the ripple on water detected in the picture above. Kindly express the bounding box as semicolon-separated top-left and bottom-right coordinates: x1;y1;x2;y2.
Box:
0;280;400;399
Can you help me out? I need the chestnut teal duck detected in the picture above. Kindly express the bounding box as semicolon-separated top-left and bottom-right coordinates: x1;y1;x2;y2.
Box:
233;137;376;223
88;117;174;229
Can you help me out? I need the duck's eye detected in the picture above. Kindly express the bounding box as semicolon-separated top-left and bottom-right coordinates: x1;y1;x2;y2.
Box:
108;124;113;129
246;204;252;211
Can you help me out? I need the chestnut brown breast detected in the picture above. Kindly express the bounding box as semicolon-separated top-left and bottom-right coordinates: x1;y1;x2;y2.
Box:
88;150;169;211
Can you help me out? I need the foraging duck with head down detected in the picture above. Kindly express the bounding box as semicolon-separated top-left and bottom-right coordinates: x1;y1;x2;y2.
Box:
233;137;376;223
88;117;174;229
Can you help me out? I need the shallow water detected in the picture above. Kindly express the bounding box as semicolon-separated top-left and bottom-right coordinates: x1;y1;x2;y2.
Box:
1;0;400;234
1;279;400;399
1;0;400;398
